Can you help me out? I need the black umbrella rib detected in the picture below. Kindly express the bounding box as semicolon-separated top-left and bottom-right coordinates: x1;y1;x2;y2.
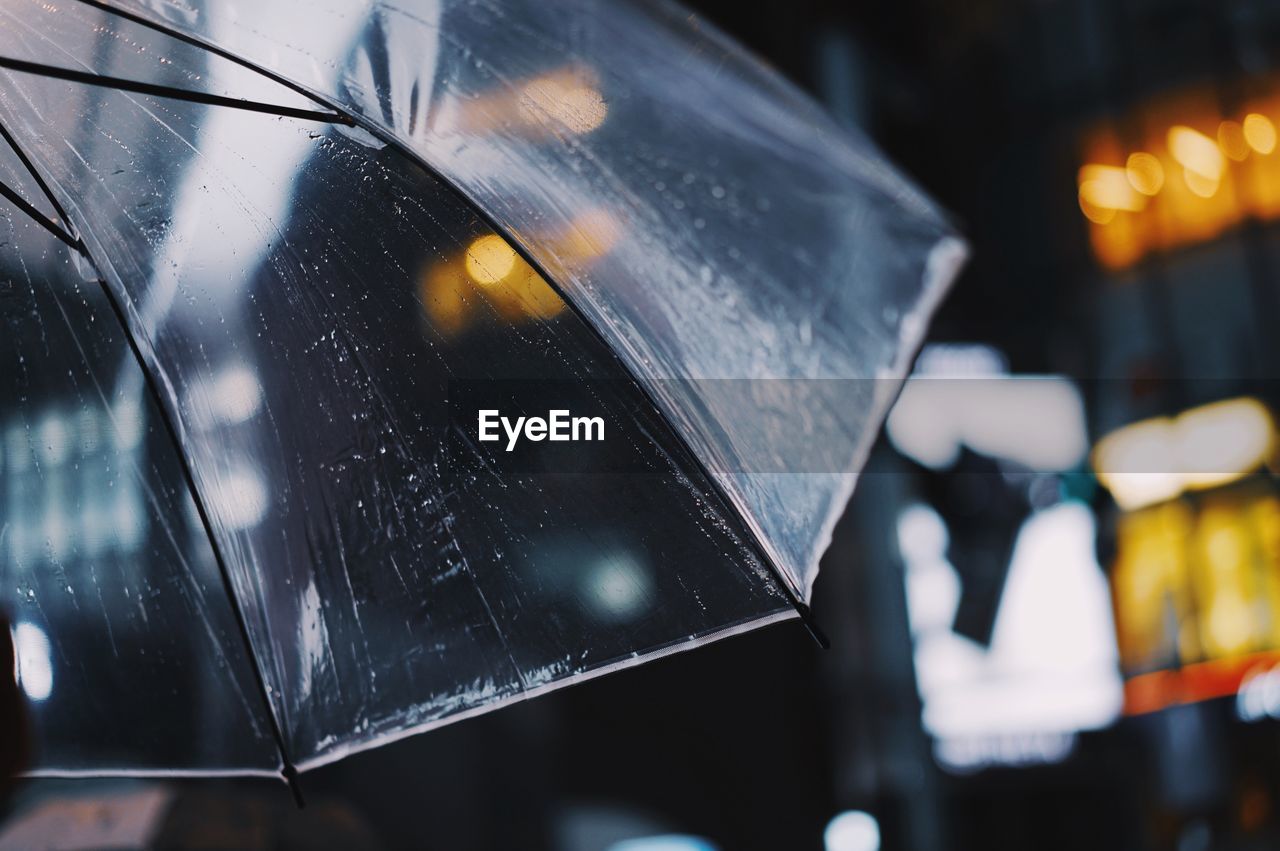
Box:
0;178;79;249
72;0;343;120
0;55;353;125
0;121;73;231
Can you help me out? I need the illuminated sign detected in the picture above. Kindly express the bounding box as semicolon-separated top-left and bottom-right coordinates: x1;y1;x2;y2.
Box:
1095;398;1280;714
1109;484;1280;713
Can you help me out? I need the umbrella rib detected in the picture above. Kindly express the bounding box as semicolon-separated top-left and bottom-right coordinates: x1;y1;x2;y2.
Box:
72;0;342;120
0;178;79;250
0;115;307;802
0;55;353;126
0;120;74;233
94;267;308;804
93;271;308;805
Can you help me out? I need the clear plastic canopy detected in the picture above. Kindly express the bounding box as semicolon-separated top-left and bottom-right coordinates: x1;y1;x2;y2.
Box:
106;0;965;601
0;0;961;776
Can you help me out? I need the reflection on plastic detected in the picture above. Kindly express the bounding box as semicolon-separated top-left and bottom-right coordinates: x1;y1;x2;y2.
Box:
0;0;955;772
112;0;963;601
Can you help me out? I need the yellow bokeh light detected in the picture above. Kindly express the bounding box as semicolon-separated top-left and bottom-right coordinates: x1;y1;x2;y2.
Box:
1092;417;1183;511
519;73;608;135
1109;481;1280;692
559;209;622;261
425;233;571;333
483;266;567;321
465;234;519;285
420;259;472;337
1178;397;1275;492
453;65;606;139
1079;164;1147;211
1183;168;1221;198
1081;108;1249;269
1219;120;1250;161
1078;193;1117;225
462;233;567;323
1092;397;1275;510
1244;113;1278;155
1168;125;1226;180
1111;502;1196;671
1126;152;1165;195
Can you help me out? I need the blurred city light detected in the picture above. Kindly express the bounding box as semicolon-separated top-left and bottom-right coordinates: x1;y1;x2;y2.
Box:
1219;119;1251;161
1237;664;1280;722
1091;420;1183;510
1126;152;1165;196
1079;85;1280;268
581;549;653;624
36;415;69;466
933;732;1076;773
898;501;1122;766
555;209;622;264
111;399;144;452
1179;398;1275;489
609;836;718;851
13;621;52;702
823;810;880;851
1079;165;1147;212
4;405;148;567
422;233;568;337
202;364;263;427
456;65;608;139
1168;126;1226;182
1111;486;1280;715
211;463;269;530
518;71;608;135
1093;397;1275;511
419;257;471;336
888;351;1087;472
466;234;519;286
1244;113;1278;155
911;342;1005;376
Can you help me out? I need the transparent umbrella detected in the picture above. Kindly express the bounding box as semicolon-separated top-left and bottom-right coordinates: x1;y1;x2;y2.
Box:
0;0;963;795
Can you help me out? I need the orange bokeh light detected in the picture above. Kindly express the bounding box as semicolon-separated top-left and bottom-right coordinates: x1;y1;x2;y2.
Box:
1079;86;1280;271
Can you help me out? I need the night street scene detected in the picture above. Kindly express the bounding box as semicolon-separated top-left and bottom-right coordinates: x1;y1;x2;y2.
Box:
3;0;1280;849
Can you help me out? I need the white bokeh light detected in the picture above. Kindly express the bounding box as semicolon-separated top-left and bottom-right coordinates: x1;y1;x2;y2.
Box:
824;811;880;851
13;622;53;702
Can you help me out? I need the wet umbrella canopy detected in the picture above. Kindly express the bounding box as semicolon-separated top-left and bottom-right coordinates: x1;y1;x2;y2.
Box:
0;0;962;786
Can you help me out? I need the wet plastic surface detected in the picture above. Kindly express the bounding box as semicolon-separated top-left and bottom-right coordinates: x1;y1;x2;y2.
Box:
0;2;796;772
0;0;957;773
105;0;964;598
0;209;278;772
